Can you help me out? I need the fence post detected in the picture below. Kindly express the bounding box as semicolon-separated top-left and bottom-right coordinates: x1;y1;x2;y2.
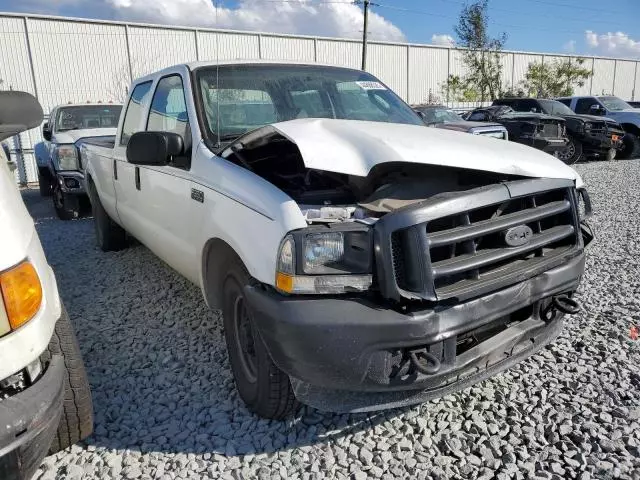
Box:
589;58;595;95
633;62;638;100
313;37;318;62
124;24;133;82
511;52;515;91
612;59;617;95
406;44;410;103
194;30;200;61
22;17;39;100
258;33;262;59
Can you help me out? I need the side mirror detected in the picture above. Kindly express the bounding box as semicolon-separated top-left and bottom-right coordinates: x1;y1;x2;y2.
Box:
589;104;604;115
42;122;52;141
126;131;184;166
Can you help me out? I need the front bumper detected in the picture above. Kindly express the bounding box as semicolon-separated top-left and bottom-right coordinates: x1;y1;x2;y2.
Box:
56;171;86;195
580;132;624;155
534;137;568;153
246;252;585;413
0;357;64;480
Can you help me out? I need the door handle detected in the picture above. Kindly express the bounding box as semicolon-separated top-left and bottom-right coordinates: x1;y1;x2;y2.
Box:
113;159;118;180
135;166;140;190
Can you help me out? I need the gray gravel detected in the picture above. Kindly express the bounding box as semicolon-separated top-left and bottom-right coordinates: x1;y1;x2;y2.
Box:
27;160;640;480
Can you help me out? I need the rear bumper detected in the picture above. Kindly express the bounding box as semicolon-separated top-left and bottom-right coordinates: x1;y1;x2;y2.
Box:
246;252;585;412
0;357;64;480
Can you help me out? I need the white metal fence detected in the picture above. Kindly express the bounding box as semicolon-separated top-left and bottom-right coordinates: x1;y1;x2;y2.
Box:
2;12;639;184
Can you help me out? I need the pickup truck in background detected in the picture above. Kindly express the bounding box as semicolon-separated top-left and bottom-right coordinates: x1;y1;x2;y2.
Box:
34;102;122;220
412;104;508;140
83;61;593;419
493;98;625;164
556;95;640;159
0;92;93;480
462;105;569;156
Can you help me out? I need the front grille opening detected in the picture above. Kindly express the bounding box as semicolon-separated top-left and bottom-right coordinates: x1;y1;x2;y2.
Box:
391;231;407;290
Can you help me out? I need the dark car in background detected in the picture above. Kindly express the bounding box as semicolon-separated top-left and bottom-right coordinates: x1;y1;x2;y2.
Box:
493;98;624;164
627;100;640;109
462;105;568;158
413;104;508;140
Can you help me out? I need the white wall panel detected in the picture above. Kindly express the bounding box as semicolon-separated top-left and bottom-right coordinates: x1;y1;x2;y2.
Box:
261;36;314;61
27;19;130;108
128;26;197;78
591;58;615;95
197;31;259;61
0;17;35;94
570;57;593;96
316;39;360;68
448;48;468;78
500;52;514;91
368;43;407;99
512;54;542;89
408;46;448;104
613;60;636;99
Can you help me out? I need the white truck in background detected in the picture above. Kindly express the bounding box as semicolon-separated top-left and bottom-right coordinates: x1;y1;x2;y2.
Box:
83;61;593;419
0;92;93;480
34;102;122;220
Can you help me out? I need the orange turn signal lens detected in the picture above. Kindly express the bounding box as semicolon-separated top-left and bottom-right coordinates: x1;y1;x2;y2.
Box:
0;261;42;330
275;272;294;293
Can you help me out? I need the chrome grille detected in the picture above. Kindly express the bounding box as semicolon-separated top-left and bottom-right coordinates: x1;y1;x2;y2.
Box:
379;181;581;303
541;122;561;138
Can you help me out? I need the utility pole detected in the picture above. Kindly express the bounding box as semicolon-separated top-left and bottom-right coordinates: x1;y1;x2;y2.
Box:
361;0;369;71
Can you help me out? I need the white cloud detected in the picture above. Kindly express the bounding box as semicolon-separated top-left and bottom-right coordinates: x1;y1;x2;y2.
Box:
105;0;405;41
431;34;455;47
584;30;640;58
563;40;576;53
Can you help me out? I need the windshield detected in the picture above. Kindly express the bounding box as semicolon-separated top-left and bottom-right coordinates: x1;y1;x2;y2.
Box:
196;64;423;144
599;96;631;112
56;105;122;132
537;100;575;116
416;107;461;124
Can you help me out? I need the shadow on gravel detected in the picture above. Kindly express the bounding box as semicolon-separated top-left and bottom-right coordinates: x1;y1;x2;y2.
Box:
22;189;405;457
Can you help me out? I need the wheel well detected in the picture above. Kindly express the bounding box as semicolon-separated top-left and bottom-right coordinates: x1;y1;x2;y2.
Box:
202;238;247;310
621;123;640;136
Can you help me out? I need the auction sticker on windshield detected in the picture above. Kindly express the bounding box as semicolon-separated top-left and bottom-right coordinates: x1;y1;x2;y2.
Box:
356;81;386;90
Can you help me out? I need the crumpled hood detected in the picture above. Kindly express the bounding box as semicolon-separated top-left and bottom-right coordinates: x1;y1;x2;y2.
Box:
52;127;117;145
267;119;583;187
436;120;505;131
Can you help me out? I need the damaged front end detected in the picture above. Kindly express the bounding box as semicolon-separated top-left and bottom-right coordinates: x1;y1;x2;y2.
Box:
222;119;593;412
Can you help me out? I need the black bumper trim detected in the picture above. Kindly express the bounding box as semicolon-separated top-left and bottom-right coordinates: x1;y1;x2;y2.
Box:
0;357;64;480
246;253;584;402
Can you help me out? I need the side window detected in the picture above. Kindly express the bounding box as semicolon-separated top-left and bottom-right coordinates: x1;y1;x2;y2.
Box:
120;81;153;146
147;75;190;140
518;100;538;112
467;111;488;121
557;98;572;108
575;98;598;114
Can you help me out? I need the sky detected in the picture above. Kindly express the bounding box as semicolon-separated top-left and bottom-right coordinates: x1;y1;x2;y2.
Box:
3;0;640;59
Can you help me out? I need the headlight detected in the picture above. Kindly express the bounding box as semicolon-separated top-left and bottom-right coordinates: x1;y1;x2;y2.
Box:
54;144;79;171
0;261;42;335
275;228;373;294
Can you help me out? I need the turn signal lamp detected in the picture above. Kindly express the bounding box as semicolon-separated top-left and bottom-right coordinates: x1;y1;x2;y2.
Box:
0;261;42;331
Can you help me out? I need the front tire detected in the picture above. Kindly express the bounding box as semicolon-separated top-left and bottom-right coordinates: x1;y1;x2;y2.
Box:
222;261;298;419
619;133;640;160
38;168;54;197
41;305;93;453
557;137;583;165
53;183;80;221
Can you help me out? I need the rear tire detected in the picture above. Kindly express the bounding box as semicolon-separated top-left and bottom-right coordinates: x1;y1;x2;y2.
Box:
557;137;583;165
89;182;128;251
53;183;80;221
222;260;298;419
41;305;93;453
618;133;640;160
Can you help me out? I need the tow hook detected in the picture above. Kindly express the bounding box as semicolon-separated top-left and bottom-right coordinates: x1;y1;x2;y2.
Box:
542;294;580;319
409;349;441;375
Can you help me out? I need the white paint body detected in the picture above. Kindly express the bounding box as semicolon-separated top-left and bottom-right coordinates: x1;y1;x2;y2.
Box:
0;153;61;380
83;62;584;302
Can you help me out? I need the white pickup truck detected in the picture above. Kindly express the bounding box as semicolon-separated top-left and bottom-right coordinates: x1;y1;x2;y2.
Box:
34;102;122;220
83;61;593;419
1;92;92;479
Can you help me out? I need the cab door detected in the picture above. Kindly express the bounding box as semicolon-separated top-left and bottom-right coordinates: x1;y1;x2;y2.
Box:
131;73;203;283
112;80;154;239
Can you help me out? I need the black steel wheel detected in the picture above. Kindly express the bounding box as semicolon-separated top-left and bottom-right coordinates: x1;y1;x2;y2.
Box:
557;137;583;165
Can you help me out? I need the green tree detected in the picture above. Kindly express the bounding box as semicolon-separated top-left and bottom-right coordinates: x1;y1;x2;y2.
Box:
440;75;481;102
454;0;507;101
521;58;592;97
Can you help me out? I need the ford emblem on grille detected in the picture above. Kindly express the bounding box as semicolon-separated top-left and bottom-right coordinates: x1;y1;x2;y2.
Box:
504;225;533;247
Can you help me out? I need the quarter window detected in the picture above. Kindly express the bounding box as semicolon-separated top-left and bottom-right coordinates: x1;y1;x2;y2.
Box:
147;75;190;139
120;81;153;146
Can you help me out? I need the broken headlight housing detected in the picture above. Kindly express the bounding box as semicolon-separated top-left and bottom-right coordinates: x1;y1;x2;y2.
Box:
275;225;373;294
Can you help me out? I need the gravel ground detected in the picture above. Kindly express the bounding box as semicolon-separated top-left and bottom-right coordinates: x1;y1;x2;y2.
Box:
28;160;640;480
